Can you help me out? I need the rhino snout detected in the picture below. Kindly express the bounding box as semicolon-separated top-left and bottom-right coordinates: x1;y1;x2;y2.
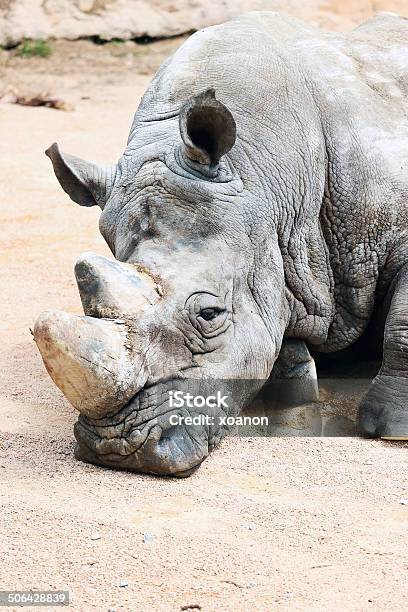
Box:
74;417;210;478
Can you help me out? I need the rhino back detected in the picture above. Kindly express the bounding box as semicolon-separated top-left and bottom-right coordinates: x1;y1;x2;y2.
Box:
295;13;408;349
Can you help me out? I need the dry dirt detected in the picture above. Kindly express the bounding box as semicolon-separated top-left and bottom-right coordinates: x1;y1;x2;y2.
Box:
1;32;408;612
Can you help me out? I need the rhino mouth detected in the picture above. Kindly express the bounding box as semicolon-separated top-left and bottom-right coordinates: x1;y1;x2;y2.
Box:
73;381;219;477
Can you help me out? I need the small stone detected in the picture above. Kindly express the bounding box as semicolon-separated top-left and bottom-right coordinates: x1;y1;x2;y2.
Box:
118;579;128;588
400;499;408;505
143;532;154;543
247;581;257;588
78;0;95;12
90;533;101;541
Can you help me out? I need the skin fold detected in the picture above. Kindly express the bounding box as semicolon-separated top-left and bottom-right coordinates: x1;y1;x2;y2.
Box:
34;12;408;476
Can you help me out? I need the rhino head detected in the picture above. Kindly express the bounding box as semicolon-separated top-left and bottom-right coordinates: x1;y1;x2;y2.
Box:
34;90;290;476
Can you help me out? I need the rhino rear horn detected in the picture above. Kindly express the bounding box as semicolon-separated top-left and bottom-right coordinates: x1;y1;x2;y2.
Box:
74;252;161;318
179;88;236;170
46;142;116;209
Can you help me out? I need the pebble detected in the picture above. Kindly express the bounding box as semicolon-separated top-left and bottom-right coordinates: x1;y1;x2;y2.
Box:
90;533;101;541
143;532;154;543
400;499;408;505
118;580;128;588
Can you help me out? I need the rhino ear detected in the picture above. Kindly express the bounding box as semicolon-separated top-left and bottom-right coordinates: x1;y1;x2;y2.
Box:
179;88;236;170
45;142;115;209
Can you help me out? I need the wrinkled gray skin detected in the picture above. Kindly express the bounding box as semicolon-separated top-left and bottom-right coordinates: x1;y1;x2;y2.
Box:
35;12;408;476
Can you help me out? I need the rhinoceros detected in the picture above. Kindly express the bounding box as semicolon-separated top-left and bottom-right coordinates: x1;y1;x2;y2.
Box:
34;11;408;476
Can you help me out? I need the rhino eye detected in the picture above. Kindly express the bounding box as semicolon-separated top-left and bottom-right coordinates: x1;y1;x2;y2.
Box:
199;307;224;321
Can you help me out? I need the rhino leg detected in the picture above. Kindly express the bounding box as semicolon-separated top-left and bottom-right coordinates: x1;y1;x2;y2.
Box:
359;265;408;439
262;339;319;408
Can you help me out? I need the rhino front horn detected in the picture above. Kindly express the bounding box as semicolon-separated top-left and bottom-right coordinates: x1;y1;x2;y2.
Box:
33;310;145;419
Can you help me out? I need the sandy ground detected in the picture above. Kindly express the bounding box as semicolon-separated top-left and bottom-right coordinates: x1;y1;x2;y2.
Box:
1;35;408;612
